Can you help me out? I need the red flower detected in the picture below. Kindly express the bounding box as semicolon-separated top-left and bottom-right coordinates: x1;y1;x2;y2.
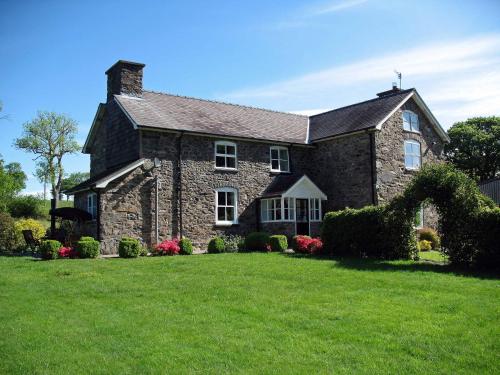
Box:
58;247;72;258
154;238;180;256
294;236;323;254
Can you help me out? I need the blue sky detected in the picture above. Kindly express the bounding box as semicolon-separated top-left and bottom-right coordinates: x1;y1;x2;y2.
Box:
1;0;499;195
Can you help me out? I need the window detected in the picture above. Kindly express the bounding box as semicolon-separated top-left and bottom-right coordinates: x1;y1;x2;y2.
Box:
260;198;282;222
403;110;419;132
404;140;421;170
87;193;97;220
283;197;295;221
215;141;237;170
215;188;237;225
270;146;290;173
309;198;321;221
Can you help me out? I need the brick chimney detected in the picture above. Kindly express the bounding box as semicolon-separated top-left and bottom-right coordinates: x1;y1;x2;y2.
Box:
105;60;145;101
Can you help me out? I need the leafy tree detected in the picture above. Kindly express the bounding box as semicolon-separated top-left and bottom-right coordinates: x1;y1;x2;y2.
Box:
61;171;89;199
444;116;500;182
14;111;80;205
0;156;27;212
34;161;50;200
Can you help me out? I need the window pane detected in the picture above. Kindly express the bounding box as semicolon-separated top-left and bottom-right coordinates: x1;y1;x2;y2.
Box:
405;142;412;154
226;145;235;155
216;144;225;154
414;156;420;168
280;160;289;172
271;160;279;170
280;149;289;160
226;157;236;169
276;209;281;220
226;207;234;221
217;207;226;221
226;192;234;206
216;156;225;167
271;149;279;159
414;143;421;155
405;155;412;168
218;191;226;205
403;112;411;131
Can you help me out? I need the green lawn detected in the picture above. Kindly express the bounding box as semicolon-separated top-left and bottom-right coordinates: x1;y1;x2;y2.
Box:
0;254;498;374
419;250;448;263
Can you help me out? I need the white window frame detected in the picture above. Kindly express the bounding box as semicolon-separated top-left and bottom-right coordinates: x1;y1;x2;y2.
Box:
270;146;290;173
404;140;421;170
403;110;420;133
87;192;97;220
283;197;295;222
260;198;282;222
214;141;237;170
309;198;321;222
215;187;238;226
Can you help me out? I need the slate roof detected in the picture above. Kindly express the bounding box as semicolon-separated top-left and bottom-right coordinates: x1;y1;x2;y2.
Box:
308;89;414;141
115;91;309;144
262;174;306;197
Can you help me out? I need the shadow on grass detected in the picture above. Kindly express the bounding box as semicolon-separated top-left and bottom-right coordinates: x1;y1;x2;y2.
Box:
281;253;499;280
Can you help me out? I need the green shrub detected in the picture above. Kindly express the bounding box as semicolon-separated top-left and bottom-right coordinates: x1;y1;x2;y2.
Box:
8;195;44;219
417;227;440;250
40;239;61;260
179;238;193;255
14;218;45;243
0;212;21;253
221;234;244;253
207;237;225;253
269;235;288;252
418;240;432;252
244;232;270;252
75;237;100;258
118;237;141;258
321;205;416;259
473;208;500;269
80;236;95;241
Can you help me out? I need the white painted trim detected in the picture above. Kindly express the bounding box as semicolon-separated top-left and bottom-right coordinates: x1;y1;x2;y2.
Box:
305;117;310;144
214;140;238;171
375;92;414;130
282;175;327;200
404;139;421;170
411;91;450;142
215;187;238;225
82;103;106;153
269;145;290;173
95;159;146;188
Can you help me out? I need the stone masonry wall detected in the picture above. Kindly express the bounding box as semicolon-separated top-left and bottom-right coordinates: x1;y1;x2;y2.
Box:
309;133;374;212
375;97;445;228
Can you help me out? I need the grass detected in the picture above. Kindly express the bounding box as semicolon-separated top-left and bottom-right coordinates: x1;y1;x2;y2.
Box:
419;250;448;263
0;253;498;374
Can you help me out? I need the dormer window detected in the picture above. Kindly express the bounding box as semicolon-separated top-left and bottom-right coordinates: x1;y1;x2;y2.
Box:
215;141;237;170
270;146;289;173
403;110;419;132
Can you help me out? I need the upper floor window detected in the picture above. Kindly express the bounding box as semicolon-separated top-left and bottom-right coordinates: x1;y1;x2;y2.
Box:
270;146;289;173
215;187;238;225
215;141;237;170
404;140;421;170
87;193;97;220
403;110;419;132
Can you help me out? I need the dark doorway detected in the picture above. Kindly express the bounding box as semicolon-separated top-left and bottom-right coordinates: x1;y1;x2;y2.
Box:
295;198;309;235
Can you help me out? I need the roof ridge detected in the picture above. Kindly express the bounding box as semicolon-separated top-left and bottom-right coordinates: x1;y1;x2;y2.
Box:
143;89;309;118
310;88;415;119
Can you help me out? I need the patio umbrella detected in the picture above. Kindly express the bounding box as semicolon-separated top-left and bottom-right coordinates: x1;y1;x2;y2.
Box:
49;207;93;222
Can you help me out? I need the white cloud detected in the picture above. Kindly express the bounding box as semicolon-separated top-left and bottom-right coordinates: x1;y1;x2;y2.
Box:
219;34;500;129
310;0;369;15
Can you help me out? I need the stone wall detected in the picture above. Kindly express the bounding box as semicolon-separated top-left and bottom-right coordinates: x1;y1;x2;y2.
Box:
310;133;374;212
375;97;445;227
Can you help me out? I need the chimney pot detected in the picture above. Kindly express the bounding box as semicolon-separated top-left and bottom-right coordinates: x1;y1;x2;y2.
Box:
105;60;145;102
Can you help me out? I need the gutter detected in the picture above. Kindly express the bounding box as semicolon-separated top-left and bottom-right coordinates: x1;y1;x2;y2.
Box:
369;132;377;205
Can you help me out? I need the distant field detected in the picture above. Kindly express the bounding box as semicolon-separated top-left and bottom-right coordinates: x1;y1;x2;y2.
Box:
0;253;498;374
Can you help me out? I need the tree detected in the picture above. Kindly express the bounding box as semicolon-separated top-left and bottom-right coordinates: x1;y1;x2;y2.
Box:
0;156;27;212
34;161;50;200
61;171;90;200
444;116;500;182
14;111;80;206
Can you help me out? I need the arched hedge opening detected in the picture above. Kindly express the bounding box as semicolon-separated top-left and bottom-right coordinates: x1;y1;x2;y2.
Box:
322;164;500;270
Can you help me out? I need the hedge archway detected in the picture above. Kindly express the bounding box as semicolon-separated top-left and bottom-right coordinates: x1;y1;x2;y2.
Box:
388;163;497;267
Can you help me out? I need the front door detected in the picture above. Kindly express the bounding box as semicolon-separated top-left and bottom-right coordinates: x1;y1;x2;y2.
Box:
295;199;309;236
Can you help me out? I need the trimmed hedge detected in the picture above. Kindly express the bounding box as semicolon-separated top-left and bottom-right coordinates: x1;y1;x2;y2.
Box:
179;238;193;255
75;237;100;258
269;235;288;252
473;208;500;269
118;237;141;258
207;237;225;253
0;212;20;253
321;205;416;259
418;240;432;252
244;232;270;252
40;240;61;260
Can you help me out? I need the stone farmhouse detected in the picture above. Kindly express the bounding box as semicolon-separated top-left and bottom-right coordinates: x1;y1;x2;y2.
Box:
66;60;449;253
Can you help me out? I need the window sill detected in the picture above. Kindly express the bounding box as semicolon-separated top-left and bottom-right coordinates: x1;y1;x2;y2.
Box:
270;170;291;175
215;167;238;172
404;167;420;173
403;129;421;135
214;222;239;227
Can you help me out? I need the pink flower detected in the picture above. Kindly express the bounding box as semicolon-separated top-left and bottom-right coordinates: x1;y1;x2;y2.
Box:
154;238;180;256
58;247;72;258
294;236;323;254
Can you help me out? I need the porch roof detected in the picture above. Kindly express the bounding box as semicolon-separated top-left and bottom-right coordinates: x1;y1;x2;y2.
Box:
262;174;327;200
